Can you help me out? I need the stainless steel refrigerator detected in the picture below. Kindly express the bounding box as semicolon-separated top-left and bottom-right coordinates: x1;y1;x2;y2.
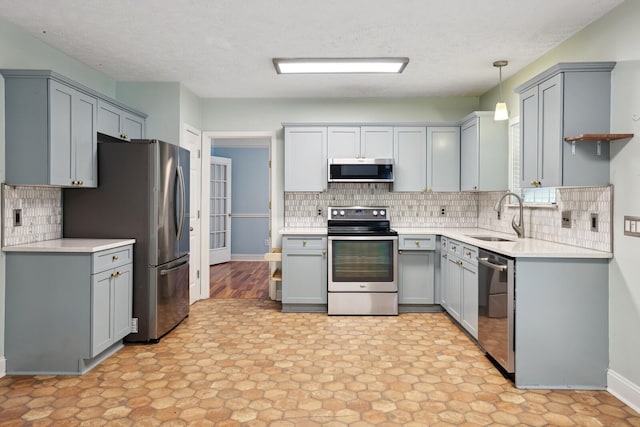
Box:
64;137;190;342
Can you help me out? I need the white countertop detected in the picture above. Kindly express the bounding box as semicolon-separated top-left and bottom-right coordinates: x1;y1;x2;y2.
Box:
3;238;136;253
280;227;612;259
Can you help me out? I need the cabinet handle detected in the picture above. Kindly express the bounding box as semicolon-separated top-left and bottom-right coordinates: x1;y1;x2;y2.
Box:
79;180;83;186
302;240;307;247
113;255;119;261
457;260;463;266
451;245;457;250
399;250;404;254
466;251;471;257
322;250;326;256
72;180;78;185
442;254;447;259
415;241;420;247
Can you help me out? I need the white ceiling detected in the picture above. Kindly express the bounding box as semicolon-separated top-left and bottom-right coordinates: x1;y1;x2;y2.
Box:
0;0;624;98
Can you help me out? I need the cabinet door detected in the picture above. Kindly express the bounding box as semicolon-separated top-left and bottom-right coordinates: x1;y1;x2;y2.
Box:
327;127;360;158
282;249;327;304
461;262;478;338
520;85;540;188
113;264;133;340
446;257;462;321
440;252;449;306
91;270;114;357
73;91;98;187
97;100;123;138
361;126;394;158
284;127;327;191
393;127;427;192
460;119;479;191
538;73;563;187
122;113;145;140
49;80;74;186
427;127;460;191
398;251;435;304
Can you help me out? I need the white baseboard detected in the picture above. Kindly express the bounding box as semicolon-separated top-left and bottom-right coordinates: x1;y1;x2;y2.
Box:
0;356;6;378
608;369;640;414
231;254;265;262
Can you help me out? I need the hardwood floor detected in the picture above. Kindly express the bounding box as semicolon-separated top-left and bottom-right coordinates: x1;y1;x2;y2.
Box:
209;261;270;299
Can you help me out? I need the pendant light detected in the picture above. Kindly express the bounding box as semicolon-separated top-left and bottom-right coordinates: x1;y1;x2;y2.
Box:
493;60;509;121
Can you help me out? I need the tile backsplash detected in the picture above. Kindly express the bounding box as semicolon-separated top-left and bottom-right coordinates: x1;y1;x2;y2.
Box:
285;183;478;228
478;186;612;252
2;185;63;246
285;184;612;252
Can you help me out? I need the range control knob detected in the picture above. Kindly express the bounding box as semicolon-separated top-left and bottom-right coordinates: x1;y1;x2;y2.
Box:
332;210;338;216
379;210;386;216
339;210;345;216
372;210;378;216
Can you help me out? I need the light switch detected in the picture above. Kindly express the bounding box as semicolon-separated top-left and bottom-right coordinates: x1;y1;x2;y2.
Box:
624;216;640;237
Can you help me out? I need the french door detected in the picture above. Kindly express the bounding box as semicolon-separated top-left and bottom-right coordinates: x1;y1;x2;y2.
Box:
210;156;232;265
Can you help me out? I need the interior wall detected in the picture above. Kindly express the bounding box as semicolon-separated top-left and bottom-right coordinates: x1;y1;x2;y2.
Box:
478;0;640;392
180;84;202;139
0;73;6;373
115;82;181;144
200;97;479;245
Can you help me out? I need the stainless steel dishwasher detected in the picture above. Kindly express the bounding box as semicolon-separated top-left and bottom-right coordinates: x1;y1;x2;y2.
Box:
477;249;515;374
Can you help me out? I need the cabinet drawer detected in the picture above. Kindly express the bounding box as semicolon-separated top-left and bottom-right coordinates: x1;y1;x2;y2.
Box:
440;237;449;252
399;235;436;250
461;244;478;265
92;245;133;273
447;239;463;257
283;236;327;250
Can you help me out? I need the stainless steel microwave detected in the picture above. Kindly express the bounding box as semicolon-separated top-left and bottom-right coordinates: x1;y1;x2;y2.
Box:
328;158;394;183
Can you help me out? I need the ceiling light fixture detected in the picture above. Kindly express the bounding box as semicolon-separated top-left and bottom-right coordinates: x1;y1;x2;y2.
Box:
272;57;409;74
493;60;509;121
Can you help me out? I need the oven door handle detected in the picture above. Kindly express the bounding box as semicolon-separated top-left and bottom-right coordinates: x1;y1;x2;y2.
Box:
478;257;507;272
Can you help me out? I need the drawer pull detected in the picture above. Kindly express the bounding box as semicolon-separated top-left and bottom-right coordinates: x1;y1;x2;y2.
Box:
466;251;471;257
442;254;447;259
415;241;420;246
111;271;122;278
302;240;307;247
112;255;119;261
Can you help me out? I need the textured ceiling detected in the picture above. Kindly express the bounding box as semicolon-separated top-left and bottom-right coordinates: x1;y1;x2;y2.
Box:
0;0;624;98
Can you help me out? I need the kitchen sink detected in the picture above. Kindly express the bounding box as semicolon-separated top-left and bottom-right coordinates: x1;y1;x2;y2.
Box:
466;235;515;242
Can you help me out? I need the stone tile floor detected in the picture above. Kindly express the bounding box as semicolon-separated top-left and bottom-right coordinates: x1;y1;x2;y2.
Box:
1;298;639;426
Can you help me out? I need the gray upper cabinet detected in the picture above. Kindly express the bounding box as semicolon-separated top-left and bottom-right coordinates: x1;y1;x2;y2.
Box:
1;70;98;187
327;126;360;158
284;126;328;192
327;126;393;159
1;69;147;188
515;62;615;188
460;112;508;191
97;99;146;141
427;126;460;192
393;127;427;192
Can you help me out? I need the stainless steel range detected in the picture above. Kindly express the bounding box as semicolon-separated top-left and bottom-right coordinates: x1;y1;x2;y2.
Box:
327;207;398;315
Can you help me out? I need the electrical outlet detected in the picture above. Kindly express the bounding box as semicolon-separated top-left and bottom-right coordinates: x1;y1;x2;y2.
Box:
439;206;446;216
13;209;22;226
590;213;599;232
317;208;323;216
561;210;572;229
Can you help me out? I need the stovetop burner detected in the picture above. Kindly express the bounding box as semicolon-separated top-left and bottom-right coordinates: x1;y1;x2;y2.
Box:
327;206;395;236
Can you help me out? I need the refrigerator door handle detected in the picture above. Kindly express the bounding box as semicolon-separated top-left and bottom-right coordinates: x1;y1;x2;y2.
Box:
160;260;189;276
176;165;187;241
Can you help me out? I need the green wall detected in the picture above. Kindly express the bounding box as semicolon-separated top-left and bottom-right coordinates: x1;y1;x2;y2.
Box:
479;0;640;393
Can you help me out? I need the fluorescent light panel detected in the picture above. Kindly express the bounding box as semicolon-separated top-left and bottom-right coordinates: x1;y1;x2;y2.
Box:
273;57;409;74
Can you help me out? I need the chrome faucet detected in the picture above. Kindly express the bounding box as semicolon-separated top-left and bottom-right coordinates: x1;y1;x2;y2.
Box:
494;192;525;238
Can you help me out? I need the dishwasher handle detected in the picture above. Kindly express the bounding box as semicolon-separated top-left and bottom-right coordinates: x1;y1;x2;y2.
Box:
478;256;507;272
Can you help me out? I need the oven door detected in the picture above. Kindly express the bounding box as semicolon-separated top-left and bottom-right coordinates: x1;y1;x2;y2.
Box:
328;235;398;292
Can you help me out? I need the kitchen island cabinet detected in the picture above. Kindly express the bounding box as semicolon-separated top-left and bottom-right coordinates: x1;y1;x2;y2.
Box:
282;235;327;312
4;239;135;375
398;234;438;312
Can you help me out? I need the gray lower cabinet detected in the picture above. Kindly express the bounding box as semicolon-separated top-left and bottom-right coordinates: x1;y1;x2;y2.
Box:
398;234;438;312
1;70;98;187
282;235;327;312
443;238;478;338
97;99;146;141
515;62;615;188
5;245;133;374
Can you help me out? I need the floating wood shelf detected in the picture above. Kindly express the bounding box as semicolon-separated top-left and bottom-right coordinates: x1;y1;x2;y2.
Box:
264;248;282;262
272;269;282;281
564;133;634;142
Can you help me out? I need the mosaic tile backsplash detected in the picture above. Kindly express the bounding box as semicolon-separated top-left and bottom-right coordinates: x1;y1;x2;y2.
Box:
285;184;612;252
285;183;478;228
2;185;63;246
478;186;612;252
